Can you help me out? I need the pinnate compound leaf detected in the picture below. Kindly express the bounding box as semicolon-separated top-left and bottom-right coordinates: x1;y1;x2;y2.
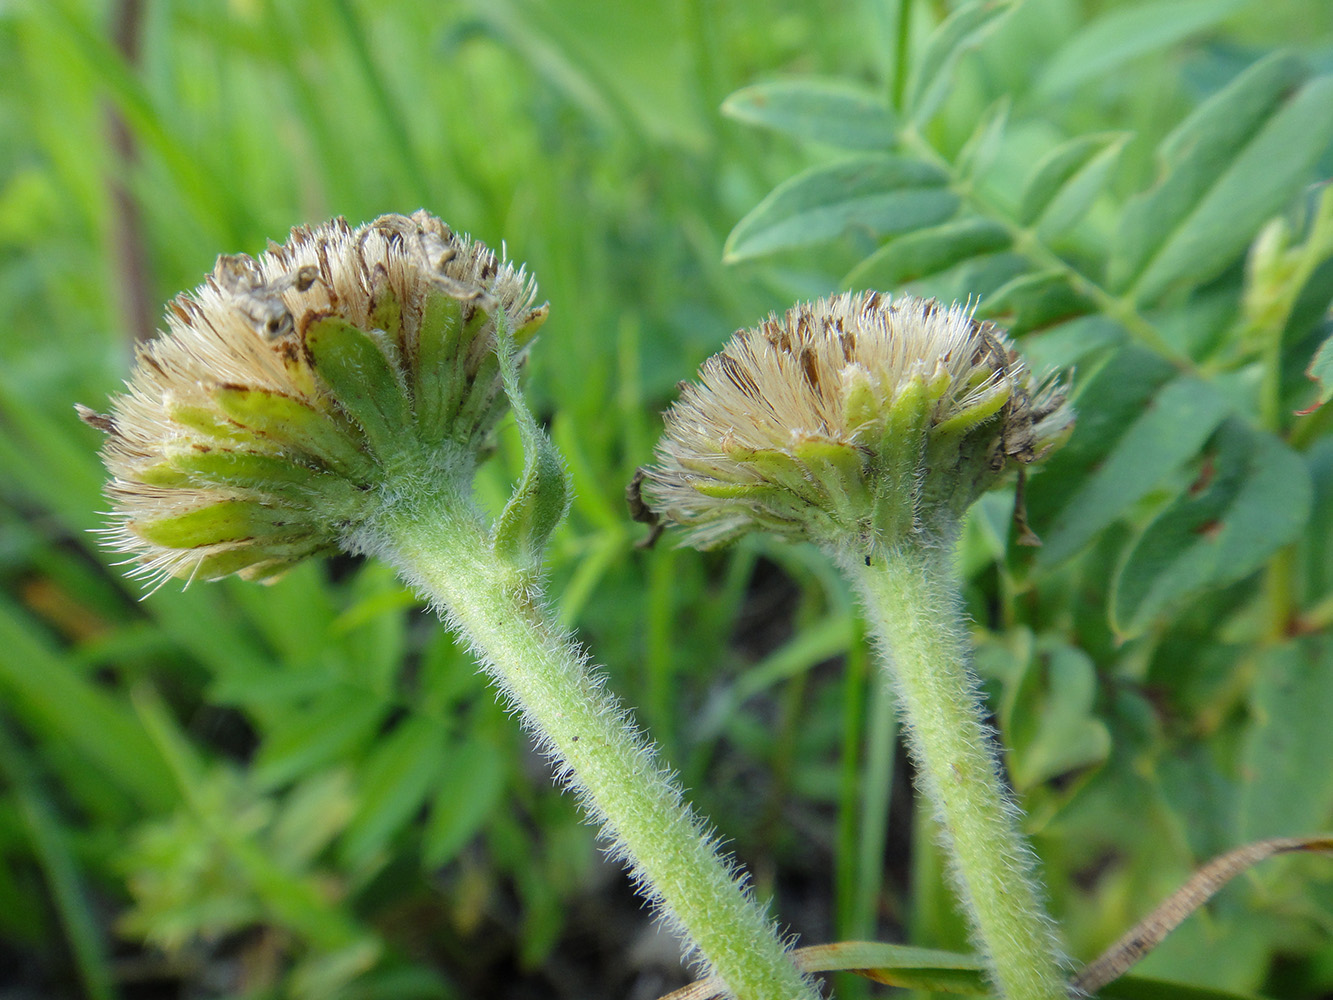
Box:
1035;0;1250;98
907;0;1013;125
721;79;897;149
1037;375;1232;567
1103;54;1311;296
724;155;957;262
1239;637;1333;843
1111;418;1312;637
844;217;1011;288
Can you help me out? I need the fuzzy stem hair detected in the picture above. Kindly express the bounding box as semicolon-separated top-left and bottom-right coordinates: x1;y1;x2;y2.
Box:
358;472;817;1000
835;531;1067;1000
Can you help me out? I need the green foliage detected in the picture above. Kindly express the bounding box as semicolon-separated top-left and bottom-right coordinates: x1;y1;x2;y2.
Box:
2;0;1332;998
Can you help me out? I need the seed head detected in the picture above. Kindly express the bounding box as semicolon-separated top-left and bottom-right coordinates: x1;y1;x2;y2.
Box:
81;211;547;589
638;291;1072;550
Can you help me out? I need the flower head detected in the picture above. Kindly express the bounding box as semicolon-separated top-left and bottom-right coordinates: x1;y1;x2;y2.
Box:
638;291;1072;550
81;211;547;588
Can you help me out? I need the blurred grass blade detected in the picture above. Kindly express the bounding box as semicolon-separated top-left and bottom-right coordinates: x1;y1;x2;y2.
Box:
341;717;446;869
1035;0;1249;98
723;155;957;262
0;725;117;1000
906;0;1012;124
659;941;989;1000
422;740;507;867
0;599;175;810
1036;375;1232;567
1111;417;1312;637
1074;836;1333;994
844;216;1011;288
721;79;897;150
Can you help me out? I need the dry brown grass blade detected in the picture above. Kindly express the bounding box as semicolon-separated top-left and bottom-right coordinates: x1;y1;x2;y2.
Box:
1073;835;1333;995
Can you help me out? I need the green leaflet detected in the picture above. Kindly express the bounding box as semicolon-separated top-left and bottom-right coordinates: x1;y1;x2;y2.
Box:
1034;0;1250;98
721;78;897;150
844;217;1011;289
1303;332;1333;411
1000;639;1110;792
723;155;957;262
1037;374;1233;567
978;270;1094;332
907;0;1013;125
1238;637;1333;843
1108;53;1328;300
1017;132;1129;239
1111;417;1312;637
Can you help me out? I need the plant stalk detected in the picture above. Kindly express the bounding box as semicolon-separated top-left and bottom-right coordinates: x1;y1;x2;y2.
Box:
836;533;1066;1000
365;476;816;1000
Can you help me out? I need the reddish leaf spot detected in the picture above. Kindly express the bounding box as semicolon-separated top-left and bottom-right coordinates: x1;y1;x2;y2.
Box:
1188;454;1216;496
1193;519;1224;540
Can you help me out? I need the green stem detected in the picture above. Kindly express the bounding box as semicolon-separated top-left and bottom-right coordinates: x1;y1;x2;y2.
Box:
835;533;1066;1000
363;477;816;1000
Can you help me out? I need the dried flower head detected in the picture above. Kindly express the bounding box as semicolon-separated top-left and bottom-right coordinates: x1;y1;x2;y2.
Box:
80;211;547;589
638;291;1072;550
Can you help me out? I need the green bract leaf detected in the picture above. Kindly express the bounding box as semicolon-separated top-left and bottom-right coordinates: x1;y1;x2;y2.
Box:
724;156;957;262
492;312;571;572
721;79;897;149
1037;375;1232;567
844;217;1011;288
1239;637;1333;843
1111;418;1313;637
304;315;411;465
1034;0;1250;98
907;0;1013;125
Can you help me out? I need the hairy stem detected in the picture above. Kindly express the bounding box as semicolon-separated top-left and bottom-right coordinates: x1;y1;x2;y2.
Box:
363;477;816;1000
835;533;1066;1000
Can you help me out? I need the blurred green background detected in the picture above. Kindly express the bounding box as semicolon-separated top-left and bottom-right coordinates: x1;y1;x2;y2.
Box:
3;1;1333;998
